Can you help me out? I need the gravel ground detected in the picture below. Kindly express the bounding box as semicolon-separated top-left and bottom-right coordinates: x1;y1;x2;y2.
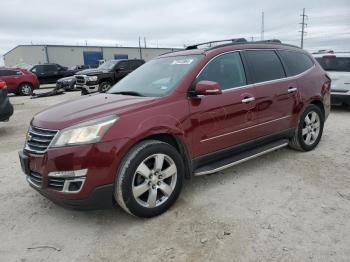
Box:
0;88;350;262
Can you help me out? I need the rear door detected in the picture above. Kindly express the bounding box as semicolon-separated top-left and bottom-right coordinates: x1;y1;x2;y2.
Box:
242;49;299;137
0;69;21;90
115;61;131;81
43;64;60;83
189;52;258;157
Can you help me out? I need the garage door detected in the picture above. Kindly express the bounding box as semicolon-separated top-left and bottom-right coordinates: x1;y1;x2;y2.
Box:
83;52;103;66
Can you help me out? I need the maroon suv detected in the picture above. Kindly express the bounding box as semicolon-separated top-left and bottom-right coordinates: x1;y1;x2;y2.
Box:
0;68;39;95
19;39;330;217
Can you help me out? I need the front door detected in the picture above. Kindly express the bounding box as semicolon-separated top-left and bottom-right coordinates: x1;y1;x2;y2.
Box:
189;52;258;157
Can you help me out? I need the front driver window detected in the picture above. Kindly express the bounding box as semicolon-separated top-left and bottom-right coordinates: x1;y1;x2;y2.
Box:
197;52;247;90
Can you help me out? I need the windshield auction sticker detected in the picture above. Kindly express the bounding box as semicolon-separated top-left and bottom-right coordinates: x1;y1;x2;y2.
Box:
171;59;194;65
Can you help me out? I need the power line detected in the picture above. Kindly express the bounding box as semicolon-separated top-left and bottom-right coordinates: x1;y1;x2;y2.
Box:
299;8;308;49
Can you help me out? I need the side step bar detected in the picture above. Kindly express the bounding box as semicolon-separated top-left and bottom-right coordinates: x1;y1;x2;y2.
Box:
194;139;289;176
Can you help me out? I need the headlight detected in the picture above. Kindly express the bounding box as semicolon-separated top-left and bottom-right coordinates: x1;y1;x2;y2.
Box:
51;115;118;147
87;76;98;81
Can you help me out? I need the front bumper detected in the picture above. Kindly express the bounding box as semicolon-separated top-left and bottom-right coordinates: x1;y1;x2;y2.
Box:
76;84;99;95
331;91;350;106
18;139;128;209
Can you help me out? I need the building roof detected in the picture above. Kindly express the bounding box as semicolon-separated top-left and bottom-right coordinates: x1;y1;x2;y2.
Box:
3;44;181;57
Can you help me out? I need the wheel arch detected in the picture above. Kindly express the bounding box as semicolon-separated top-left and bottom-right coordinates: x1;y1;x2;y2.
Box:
139;133;192;180
310;99;325;119
99;78;112;84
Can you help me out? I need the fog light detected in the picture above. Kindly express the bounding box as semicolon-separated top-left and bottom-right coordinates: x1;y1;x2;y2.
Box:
48;169;88;178
68;181;83;191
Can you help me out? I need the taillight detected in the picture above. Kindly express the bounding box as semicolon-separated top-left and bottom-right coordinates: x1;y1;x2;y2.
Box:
0;81;7;89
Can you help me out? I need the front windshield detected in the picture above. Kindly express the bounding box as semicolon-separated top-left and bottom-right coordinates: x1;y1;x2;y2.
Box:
108;55;203;97
98;60;118;71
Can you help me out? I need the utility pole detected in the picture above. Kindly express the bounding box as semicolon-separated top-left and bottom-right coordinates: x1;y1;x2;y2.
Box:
138;36;143;59
300;8;308;49
261;11;264;41
144;37;147;48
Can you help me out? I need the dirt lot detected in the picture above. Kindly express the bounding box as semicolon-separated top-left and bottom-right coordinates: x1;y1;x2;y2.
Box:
0;88;349;262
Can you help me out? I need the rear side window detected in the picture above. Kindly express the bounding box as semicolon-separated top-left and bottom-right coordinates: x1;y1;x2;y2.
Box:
0;70;21;76
244;50;285;83
278;50;314;76
197;52;246;90
130;60;144;70
315;57;350;72
117;61;130;71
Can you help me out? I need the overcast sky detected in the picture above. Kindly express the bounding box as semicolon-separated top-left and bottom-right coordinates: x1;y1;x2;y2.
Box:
1;0;349;65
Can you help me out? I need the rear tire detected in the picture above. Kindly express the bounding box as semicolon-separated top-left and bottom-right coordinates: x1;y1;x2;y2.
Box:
18;83;33;96
115;140;184;218
289;104;324;151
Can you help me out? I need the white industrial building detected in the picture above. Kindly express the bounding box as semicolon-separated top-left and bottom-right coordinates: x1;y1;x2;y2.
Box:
3;45;179;67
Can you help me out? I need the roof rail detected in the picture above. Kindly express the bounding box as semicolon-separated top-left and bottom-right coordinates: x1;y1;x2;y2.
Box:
205;39;300;51
185;38;247;50
252;39;282;44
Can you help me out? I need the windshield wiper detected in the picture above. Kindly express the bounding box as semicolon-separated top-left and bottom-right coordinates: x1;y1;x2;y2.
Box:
110;91;144;97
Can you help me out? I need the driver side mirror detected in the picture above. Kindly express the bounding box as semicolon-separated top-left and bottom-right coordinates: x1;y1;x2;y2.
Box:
194;81;222;96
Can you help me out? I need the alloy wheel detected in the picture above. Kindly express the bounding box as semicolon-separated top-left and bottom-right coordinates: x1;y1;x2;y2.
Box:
132;153;177;208
101;83;111;92
21;84;32;95
302;111;320;146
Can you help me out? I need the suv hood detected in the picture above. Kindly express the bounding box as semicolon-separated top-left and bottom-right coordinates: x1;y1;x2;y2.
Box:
75;68;109;76
32;94;157;130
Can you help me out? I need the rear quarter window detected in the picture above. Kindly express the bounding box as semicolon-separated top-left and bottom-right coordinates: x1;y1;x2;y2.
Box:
278;50;314;76
243;50;285;83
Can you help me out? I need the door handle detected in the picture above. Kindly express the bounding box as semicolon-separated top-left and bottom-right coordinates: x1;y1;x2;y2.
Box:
288;87;298;93
241;97;255;103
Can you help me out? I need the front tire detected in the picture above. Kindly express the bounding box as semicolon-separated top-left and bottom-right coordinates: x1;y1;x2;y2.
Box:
98;81;111;93
115;140;184;218
289;104;324;151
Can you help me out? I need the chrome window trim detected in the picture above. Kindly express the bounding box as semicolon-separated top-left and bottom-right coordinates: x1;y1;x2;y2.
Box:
194;48;316;94
200;115;292;143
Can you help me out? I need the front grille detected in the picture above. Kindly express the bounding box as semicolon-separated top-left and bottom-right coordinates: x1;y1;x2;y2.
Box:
28;171;42;187
75;75;86;85
48;177;65;191
24;126;58;154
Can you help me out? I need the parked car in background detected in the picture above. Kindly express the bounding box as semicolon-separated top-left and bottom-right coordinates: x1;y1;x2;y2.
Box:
75;59;145;94
55;65;92;91
19;39;330;217
69;65;91;71
313;51;350;106
0;80;14;121
56;76;76;91
30;63;69;84
0;68;39;95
